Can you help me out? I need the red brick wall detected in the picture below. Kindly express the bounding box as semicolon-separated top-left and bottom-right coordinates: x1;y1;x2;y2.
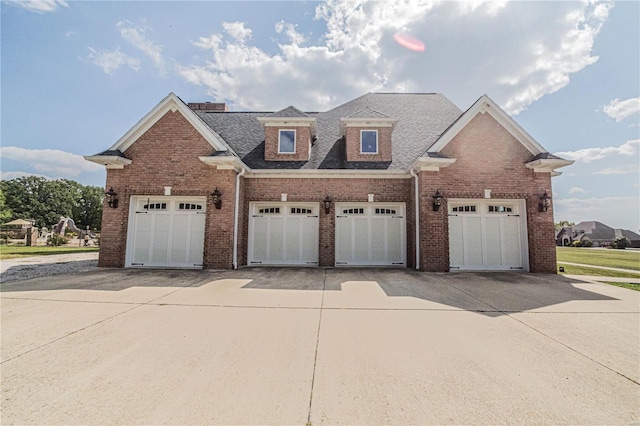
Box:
418;112;556;273
264;126;311;161
99;110;237;269
240;177;414;267
345;127;392;162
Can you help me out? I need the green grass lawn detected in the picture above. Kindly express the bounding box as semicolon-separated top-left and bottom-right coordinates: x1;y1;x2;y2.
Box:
558;264;640;279
556;247;640;271
604;282;640;291
0;245;99;260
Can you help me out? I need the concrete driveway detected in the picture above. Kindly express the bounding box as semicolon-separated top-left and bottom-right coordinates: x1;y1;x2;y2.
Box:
1;268;638;424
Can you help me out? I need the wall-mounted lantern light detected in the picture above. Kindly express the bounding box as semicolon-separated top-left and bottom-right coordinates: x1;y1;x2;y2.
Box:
432;190;443;211
105;187;118;208
324;196;332;214
539;191;551;212
211;188;222;209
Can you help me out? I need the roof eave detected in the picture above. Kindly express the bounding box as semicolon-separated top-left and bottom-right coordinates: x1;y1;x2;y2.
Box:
411;157;457;172
84;155;132;169
525;158;574;174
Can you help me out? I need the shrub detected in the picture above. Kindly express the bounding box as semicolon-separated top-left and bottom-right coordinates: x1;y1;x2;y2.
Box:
611;236;631;249
46;234;68;246
571;240;582;247
581;237;593;248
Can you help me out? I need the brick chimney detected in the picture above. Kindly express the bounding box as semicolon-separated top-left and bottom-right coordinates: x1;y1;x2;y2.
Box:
187;102;228;112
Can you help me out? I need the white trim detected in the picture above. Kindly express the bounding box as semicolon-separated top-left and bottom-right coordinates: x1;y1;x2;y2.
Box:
232;168;246;269
84;155;132;169
360;129;378;154
198;156;245;172
428;94;546;156
410;156;457;172
410;169;420;270
278;129;297;154
110;92;230;154
244;170;411;179
525;158;574;173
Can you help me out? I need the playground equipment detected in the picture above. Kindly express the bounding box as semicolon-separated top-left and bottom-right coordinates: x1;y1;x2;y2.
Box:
54;217;96;238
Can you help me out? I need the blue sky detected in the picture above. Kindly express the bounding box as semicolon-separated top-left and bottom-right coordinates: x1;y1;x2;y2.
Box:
1;0;638;232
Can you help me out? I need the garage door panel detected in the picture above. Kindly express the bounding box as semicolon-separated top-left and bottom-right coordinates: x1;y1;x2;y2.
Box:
448;200;526;271
127;197;206;268
335;204;406;266
502;217;522;268
387;218;403;263
151;214;171;265
248;204;319;265
483;217;502;267
464;217;483;267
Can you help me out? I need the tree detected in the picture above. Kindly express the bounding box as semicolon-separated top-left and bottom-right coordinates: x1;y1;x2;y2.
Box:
1;177;103;230
611;236;630;249
0;188;12;223
555;220;575;231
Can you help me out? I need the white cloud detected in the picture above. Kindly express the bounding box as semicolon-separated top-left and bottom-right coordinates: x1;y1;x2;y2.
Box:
118;21;166;74
568;187;586;194
554;195;639;231
6;0;68;13
87;47;141;74
594;165;638;175
0;146;103;178
1;171;53;181
223;22;252;44
177;1;611;113
603;97;640;122
275;21;306;45
555;139;639;163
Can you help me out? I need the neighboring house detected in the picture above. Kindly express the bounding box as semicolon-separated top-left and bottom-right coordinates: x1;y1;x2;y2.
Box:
557;221;640;248
85;92;573;272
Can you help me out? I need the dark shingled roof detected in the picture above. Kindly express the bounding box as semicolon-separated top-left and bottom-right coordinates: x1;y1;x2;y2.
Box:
97;149;128;158
195;93;462;170
267;106;311;118
346;106;392;119
531;152;564;161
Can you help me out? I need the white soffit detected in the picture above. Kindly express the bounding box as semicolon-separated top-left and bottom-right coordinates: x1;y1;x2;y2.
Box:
83;155;132;169
109;92;230;154
525;158;574;174
428;94;546;156
411;157;457;171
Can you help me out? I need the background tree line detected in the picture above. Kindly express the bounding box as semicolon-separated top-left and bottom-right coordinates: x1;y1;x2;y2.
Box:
0;176;104;230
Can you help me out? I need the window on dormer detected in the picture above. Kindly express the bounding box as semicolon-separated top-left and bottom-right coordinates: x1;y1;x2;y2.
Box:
278;129;296;153
361;130;378;154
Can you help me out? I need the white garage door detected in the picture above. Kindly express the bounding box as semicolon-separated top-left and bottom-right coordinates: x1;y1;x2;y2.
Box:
335;203;405;266
248;203;319;265
126;197;206;268
448;200;528;271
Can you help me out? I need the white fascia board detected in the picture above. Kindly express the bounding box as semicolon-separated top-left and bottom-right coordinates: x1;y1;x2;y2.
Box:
429;94;546;156
199;156;246;172
244;169;411;179
410;157;457;172
84;155;132;169
525;158;574;173
110;92;230;154
257;117;317;136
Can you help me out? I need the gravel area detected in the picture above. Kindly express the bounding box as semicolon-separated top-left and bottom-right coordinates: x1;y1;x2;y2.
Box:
0;253;99;283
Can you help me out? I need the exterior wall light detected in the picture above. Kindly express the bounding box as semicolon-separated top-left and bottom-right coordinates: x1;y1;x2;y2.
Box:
105;187;118;208
432;190;443;211
324;196;332;214
212;188;222;209
539;191;551;212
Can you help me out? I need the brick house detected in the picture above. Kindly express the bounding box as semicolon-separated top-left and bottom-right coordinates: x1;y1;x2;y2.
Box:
85;92;572;272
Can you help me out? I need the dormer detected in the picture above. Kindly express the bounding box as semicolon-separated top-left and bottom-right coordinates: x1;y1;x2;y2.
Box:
340;107;397;162
257;107;316;161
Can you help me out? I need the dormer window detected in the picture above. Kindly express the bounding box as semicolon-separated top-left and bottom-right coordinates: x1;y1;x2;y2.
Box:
361;130;378;154
279;130;296;154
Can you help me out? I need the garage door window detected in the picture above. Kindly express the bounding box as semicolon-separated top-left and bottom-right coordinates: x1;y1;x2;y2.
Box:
178;203;203;210
143;202;167;210
488;205;513;213
451;205;476;213
258;207;280;214
342;207;365;214
374;208;397;215
291;207;313;214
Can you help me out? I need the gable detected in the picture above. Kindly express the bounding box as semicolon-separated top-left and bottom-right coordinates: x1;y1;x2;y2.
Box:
428;95;545;156
109;92;231;154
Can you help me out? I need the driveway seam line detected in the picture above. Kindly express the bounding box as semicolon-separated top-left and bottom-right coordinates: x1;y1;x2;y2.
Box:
450;284;640;387
0;280;208;365
307;268;327;425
